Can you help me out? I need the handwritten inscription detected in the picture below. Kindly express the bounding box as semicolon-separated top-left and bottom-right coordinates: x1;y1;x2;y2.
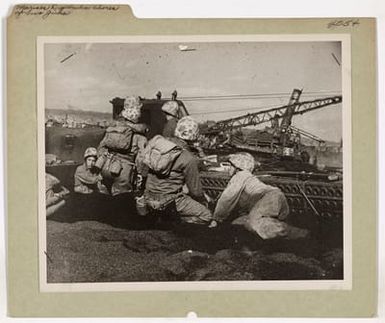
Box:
327;19;360;29
14;4;119;19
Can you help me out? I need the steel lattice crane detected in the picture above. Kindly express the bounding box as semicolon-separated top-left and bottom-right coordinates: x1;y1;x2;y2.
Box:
288;125;326;144
203;93;342;135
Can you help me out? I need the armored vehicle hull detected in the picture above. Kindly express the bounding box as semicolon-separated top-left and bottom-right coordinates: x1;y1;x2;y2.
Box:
200;171;342;220
46;126;105;164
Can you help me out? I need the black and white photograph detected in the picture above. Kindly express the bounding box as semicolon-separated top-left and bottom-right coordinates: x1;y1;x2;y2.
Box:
38;35;351;290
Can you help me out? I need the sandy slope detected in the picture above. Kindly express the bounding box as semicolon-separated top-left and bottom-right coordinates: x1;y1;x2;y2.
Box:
46;218;343;283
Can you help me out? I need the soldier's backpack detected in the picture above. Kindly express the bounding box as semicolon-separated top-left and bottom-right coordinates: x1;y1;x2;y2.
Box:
142;135;183;176
103;125;134;151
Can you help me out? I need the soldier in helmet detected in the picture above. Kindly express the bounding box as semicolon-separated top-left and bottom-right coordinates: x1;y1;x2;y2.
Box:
143;116;213;224
161;100;181;137
97;96;148;198
71;147;109;219
162;101;205;159
209;152;309;240
74;147;108;195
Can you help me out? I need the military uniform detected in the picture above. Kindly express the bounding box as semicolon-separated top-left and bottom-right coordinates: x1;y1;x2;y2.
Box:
161;101;180;138
74;163;108;194
98;119;147;196
143;116;212;224
144;137;212;224
213;153;309;240
162;118;178;137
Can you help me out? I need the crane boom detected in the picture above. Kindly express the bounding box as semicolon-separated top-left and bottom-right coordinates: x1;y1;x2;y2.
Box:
204;95;342;134
288;125;325;143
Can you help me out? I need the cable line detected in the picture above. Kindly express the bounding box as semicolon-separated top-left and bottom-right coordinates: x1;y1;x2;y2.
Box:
179;90;341;101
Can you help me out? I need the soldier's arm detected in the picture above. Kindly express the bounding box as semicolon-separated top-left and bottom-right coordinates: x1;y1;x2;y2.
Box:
183;157;206;203
46;193;62;207
213;175;244;222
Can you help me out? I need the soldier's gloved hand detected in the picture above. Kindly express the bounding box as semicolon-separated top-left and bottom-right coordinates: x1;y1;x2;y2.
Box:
208;220;218;228
55;190;68;200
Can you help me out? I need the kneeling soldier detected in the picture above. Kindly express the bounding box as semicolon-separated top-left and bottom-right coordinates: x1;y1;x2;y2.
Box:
210;152;309;240
143;116;212;224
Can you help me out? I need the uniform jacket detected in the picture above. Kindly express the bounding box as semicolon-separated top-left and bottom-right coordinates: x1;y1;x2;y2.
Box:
74;164;106;194
213;170;279;222
98;119;147;173
145;137;205;203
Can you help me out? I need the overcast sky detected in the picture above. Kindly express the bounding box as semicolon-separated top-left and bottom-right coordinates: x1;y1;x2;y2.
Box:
45;41;342;141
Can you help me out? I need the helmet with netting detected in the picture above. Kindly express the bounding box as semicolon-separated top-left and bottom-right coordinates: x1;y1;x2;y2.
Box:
122;96;142;123
84;147;98;159
228;152;255;172
174;116;200;141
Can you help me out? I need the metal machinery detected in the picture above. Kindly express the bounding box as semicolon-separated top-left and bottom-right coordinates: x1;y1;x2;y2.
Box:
202;89;341;157
200;171;343;229
203;90;342;136
199;90;344;229
45;90;344;232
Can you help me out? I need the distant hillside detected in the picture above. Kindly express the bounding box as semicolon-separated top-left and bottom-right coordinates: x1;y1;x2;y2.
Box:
46;108;112;121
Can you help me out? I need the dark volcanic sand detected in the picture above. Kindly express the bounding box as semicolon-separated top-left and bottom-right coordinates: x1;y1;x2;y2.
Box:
46;213;343;283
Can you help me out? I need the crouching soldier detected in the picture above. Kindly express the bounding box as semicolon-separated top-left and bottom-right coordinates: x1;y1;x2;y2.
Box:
74;147;108;195
142;116;212;224
46;173;69;217
72;147;109;219
97;96;148;197
210;152;309;240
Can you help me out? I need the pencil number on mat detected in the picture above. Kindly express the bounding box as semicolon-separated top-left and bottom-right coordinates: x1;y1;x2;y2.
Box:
327;19;360;29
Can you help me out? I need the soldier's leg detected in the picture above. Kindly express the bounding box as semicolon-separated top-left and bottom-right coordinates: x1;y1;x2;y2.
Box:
174;194;212;224
46;200;66;218
246;190;309;240
111;161;134;196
